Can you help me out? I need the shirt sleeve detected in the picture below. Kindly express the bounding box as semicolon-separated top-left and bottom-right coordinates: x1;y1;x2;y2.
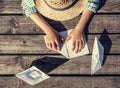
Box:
21;0;37;17
86;0;100;13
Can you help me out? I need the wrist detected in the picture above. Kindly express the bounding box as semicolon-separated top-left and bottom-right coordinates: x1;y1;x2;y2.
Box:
40;24;55;35
45;29;54;35
74;26;84;33
75;21;86;32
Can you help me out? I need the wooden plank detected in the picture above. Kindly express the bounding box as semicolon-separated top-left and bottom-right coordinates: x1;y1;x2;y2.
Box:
0;15;120;34
0;76;120;88
62;14;120;34
50;55;120;75
0;16;42;34
98;0;120;13
0;0;120;14
0;0;22;14
0;77;19;88
0;34;119;54
0;55;119;74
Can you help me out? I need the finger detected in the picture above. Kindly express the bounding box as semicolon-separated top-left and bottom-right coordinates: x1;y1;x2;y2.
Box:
55;40;60;51
72;39;76;51
46;43;50;49
81;38;84;49
46;42;49;48
48;43;52;50
51;42;57;51
66;35;72;42
47;43;51;49
78;41;82;53
75;41;80;53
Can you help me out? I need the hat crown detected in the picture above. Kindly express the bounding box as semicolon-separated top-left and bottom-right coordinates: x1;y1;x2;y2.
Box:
44;0;76;10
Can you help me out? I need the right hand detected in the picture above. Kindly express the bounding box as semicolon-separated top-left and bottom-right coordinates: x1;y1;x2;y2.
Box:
45;31;64;52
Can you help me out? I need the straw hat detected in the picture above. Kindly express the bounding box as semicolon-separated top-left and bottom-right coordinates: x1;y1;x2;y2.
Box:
35;0;87;21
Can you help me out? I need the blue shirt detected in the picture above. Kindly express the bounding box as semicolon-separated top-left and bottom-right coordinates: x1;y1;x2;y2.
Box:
21;0;100;17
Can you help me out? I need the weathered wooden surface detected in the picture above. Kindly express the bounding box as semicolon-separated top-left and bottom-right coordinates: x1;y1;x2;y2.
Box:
0;0;120;87
0;77;120;88
0;15;120;34
0;34;119;54
0;77;20;88
0;0;120;14
0;55;119;75
98;0;120;13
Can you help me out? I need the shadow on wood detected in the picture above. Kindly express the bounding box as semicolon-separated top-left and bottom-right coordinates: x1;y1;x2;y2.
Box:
30;56;69;73
38;13;67;32
99;29;112;66
99;0;107;10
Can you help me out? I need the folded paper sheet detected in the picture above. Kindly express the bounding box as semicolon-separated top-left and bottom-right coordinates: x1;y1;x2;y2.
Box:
44;29;89;58
15;66;50;85
91;37;104;75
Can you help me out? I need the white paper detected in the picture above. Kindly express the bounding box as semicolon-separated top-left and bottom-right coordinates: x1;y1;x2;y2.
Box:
15;66;50;85
91;36;104;75
44;29;89;58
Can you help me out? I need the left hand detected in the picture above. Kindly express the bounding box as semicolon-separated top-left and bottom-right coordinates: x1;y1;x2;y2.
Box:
66;29;84;53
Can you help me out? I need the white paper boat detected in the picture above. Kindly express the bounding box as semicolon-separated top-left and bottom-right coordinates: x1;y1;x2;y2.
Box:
91;37;104;75
15;66;50;85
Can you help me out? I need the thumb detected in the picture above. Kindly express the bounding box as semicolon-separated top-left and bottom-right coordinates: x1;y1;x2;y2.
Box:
66;35;72;42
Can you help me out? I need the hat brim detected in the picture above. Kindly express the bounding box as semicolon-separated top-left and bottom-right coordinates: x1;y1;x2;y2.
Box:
35;0;87;21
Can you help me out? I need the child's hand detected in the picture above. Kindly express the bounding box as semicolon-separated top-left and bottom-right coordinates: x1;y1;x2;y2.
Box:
66;29;84;53
45;31;64;52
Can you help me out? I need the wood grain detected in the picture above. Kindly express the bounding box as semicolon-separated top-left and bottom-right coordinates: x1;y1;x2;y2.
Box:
0;55;119;75
0;77;120;88
0;77;20;88
0;0;120;87
98;0;120;13
0;0;120;14
0;34;119;54
0;15;120;34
